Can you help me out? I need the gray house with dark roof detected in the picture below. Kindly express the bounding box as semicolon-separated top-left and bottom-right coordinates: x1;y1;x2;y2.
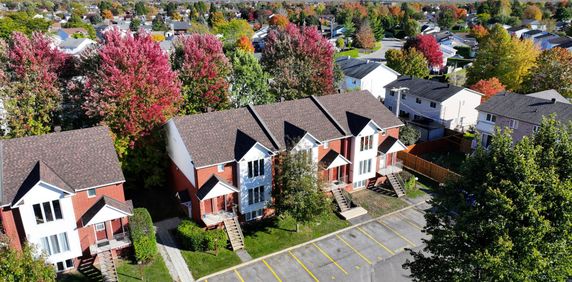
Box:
476;90;572;146
384;76;483;141
336;57;400;100
165;91;407;227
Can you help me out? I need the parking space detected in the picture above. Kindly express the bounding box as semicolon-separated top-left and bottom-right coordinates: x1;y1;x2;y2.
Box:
199;204;429;282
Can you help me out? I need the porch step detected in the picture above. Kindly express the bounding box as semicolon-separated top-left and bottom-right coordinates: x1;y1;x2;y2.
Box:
224;216;245;251
99;250;118;282
332;187;350;212
387;173;406;198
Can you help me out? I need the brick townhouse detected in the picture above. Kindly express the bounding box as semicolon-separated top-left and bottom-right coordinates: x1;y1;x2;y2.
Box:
0;126;132;272
166;91;407;228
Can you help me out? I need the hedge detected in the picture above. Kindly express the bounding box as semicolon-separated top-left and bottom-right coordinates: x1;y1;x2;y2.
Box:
176;220;227;252
130;208;158;263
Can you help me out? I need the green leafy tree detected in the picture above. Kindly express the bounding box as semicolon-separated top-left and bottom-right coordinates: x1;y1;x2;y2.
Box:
399;124;420;145
404;117;572;281
555;6;572;21
131;208;158;263
135;1;148;16
274;151;330;232
370;15;385;41
152;14;167;31
403;18;420;37
438;9;456;30
386;48;429;78
0;235;56;281
342;17;355;47
0;12;50;39
130;18;141;31
214;18;253;47
521;47;572;98
229;49;273;108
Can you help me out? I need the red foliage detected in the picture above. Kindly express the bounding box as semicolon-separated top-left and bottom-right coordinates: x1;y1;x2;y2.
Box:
388;6;402;17
173;33;231;113
83;29;181;149
470;77;506;102
236;35;254;53
405;35;444;68
262;23;335;99
8;32;67;80
470;25;489;40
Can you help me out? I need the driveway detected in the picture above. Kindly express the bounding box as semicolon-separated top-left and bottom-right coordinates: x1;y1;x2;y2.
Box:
198;202;430;282
359;38;404;61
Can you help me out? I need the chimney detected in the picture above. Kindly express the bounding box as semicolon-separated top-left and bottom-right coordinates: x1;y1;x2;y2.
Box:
551;98;556;104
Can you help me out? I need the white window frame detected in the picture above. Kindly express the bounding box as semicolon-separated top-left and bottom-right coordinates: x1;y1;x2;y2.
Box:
401;94;407;100
217;163;224;172
40;233;70;256
509;119;519;129
359;135;373;152
248;186;265;205
486;113;496;123
245;208;263;221
95;222;106;231
87;188;96;198
358;159;372;175
33;200;63;225
248;159;264;178
323;141;329;149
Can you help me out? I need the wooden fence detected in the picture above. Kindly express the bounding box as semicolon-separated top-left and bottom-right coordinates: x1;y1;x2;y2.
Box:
397;151;461;183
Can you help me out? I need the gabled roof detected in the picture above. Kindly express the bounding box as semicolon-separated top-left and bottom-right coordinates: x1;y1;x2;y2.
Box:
525;89;570;104
335;57;399;79
0;127;125;206
523;30;544;36
476;92;572;125
378;136;408;154
196;175;239;201
171;21;190;30
548;36;572;45
507;26;528;32
320;150;351;169
82;196;133;226
385;76;466;102
12;161;74;205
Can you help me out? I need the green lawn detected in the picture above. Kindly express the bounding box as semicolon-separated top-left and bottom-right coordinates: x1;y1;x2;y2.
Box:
335;48;359;58
243;211;350;258
351;189;408;218
116;257;171;282
419;151;467;173
372;41;382;51
180;247;241;279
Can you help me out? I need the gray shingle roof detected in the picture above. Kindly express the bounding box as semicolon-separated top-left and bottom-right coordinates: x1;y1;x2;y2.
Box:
523;30;544;36
172;91;403;168
335;57;399;79
476;92;572;125
1;126;125;206
525;89;570;104
548;36;572;45
385;76;466;103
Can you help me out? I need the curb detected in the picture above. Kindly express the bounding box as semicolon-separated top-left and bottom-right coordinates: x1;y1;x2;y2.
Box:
197;200;428;281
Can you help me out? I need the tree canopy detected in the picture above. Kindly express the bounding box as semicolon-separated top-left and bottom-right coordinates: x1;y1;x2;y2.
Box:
522;47;572;98
404;35;443;68
0;236;56;282
386;48;429;78
229;49;273;108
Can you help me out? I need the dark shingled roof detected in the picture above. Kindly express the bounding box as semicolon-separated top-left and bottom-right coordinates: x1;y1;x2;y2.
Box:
82;196;133;225
523;30;544;36
385;76;467;103
378;136;400;154
319;150;344;168
196;175;238;200
1;126;125;206
316;91;404;135
12;161;74;204
476;92;572;125
548;36;572;45
335;57;398;79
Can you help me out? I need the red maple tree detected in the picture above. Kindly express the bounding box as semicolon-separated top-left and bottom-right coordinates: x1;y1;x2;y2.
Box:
236;35;254;53
405;35;444;68
470;77;506;102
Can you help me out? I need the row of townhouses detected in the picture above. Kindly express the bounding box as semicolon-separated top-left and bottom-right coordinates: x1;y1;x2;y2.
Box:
165;91;407;227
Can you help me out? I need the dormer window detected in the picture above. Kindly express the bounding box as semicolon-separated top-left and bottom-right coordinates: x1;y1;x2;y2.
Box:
33;200;63;224
248;159;264;178
360;135;373;151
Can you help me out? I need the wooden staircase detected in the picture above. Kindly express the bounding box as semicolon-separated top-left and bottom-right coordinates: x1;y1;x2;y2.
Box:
224;216;245;251
332;187;351;212
98;250;118;282
387;173;406;198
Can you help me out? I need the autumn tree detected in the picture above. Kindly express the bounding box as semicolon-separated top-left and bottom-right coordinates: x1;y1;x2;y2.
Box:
470;77;506;102
1;32;67;137
102;9;114;19
522;47;572;98
438;7;457;30
261;23;335;100
469;24;489;41
404;118;572;281
172;33;231;114
274;151;330;232
229;49;272;108
467;24;539;90
403;18;420;37
355;23;376;49
386;48;429;78
404;35;443;69
524;5;542;20
236;35;254;53
269;14;289;28
215;18;253;47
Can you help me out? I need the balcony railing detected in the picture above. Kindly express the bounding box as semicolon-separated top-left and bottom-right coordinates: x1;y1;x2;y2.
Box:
378;159;403;175
202;210;235;227
89;231;131;255
323;176;349;192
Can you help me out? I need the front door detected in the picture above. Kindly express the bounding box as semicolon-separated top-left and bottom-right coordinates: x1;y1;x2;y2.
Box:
216;196;225;212
95;222;107;242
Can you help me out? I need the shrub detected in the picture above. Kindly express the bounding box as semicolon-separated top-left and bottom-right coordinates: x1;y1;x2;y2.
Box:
177;220;227;252
130;208;158;263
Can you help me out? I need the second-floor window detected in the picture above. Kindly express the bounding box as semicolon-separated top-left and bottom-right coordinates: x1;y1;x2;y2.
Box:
360;135;373;151
486;113;496;123
416;98;422;104
40;232;70;256
509;119;519;129
248;186;265;205
358;159;372;175
33;200;63;224
533;125;540;132
248;159;264;178
430;102;437;108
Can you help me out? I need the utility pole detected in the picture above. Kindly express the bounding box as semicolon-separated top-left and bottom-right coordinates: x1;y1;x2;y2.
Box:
391;87;409;118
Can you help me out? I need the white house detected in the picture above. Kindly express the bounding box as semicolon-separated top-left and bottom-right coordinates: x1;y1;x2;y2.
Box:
384;76;483;141
58;38;96;56
336;57;400;101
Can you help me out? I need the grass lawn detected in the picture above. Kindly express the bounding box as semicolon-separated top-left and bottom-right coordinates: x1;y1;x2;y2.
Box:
243;211;350;258
351;189;408;218
372;41;382;51
180;247;241;279
116;257;171;282
335;48;359;58
419;151;467;173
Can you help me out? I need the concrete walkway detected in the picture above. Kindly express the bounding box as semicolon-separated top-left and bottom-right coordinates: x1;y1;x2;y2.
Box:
155;218;194;282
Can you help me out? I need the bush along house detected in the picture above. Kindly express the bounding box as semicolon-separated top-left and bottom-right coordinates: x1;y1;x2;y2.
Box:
166;91;407;234
0;127;132;273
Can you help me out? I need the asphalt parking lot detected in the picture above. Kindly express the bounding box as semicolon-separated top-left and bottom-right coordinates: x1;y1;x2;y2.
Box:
199;202;431;282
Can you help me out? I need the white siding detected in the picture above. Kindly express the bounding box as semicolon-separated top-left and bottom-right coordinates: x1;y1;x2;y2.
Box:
17;182;82;264
344;66;399;100
441;89;481;130
476;111;495;135
165;120;196;188
291;134;319;164
350;122;380;187
237;144;273;214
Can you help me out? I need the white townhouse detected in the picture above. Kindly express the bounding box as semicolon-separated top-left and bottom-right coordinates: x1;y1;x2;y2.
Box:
336;56;400;101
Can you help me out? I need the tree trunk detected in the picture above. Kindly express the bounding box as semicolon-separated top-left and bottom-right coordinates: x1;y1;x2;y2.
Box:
296;222;300;232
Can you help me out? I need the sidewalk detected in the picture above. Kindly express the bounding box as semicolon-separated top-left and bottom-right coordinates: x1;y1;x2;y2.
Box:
155;218;194;282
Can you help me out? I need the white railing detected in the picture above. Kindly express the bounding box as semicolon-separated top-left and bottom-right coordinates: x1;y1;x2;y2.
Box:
324;176;349;192
378;159;403;175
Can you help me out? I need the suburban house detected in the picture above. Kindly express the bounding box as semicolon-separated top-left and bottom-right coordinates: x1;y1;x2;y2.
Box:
542;36;572;50
335;57;400;100
476;90;572;146
0;127;132;273
507;26;529;38
165;91;406;230
171;21;191;34
384;76;482;141
58;38;96;56
521;29;546;40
